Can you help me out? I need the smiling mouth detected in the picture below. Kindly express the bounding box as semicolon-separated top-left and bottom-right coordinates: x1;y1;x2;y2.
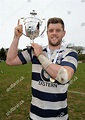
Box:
52;37;58;40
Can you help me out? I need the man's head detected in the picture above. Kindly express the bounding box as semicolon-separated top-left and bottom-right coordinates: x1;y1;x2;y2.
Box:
47;17;66;48
47;17;65;30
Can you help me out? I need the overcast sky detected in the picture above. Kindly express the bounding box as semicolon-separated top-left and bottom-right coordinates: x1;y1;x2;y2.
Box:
0;0;85;49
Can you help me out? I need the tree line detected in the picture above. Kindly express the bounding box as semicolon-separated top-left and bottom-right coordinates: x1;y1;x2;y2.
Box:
0;46;85;61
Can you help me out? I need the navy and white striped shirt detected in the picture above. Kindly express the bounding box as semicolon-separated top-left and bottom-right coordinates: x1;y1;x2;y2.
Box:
18;46;78;120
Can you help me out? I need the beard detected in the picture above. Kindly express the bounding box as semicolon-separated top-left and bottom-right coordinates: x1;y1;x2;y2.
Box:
49;39;62;46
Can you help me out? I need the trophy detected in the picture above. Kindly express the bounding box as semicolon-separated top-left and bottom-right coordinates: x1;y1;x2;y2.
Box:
20;10;46;45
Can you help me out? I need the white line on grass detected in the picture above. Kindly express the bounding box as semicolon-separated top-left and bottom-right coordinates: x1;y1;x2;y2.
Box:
68;90;85;95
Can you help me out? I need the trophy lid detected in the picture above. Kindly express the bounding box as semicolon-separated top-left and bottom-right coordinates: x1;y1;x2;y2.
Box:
30;10;37;17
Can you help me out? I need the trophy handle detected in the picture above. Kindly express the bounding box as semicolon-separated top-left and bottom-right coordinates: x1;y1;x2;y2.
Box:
20;17;27;37
38;18;46;37
39;26;46;36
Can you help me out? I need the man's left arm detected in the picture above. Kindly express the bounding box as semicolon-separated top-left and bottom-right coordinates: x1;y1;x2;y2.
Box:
37;49;78;84
31;43;78;84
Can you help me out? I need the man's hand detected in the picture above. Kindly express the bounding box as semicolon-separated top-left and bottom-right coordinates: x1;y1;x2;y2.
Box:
14;19;23;38
31;43;42;57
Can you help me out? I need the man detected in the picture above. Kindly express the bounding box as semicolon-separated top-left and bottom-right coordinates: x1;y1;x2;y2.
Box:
6;17;78;120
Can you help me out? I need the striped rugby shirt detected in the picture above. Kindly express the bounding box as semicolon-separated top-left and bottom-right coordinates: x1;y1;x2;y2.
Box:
18;45;78;120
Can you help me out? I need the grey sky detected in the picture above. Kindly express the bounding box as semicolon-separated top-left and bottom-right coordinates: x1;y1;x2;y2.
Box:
0;0;85;49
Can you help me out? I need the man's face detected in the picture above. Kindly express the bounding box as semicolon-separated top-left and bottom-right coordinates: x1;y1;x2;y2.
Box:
47;23;66;46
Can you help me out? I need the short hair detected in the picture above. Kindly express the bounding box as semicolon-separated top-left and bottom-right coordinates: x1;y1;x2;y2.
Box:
47;17;65;30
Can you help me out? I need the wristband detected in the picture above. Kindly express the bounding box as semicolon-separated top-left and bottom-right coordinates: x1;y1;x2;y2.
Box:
55;67;69;84
38;54;52;69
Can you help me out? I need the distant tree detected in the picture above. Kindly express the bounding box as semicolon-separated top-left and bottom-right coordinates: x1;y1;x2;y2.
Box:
73;46;84;54
66;44;84;54
0;47;6;60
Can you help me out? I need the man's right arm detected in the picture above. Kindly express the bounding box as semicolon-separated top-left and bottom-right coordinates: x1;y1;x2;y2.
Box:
6;20;23;66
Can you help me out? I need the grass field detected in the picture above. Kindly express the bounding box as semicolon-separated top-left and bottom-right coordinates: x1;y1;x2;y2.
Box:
0;62;85;120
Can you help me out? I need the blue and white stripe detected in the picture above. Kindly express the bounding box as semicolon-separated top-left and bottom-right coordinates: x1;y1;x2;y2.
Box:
18;46;78;120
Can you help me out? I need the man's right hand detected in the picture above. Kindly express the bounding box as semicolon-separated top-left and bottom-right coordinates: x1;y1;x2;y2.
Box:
14;19;23;38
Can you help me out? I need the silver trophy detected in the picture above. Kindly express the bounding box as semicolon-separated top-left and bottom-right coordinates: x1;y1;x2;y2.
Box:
20;10;46;45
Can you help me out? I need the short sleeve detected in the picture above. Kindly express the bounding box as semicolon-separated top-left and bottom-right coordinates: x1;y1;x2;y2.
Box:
60;49;78;72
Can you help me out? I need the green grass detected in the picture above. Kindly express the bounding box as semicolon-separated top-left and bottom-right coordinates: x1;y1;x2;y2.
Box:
0;62;85;120
0;62;32;120
68;63;85;120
